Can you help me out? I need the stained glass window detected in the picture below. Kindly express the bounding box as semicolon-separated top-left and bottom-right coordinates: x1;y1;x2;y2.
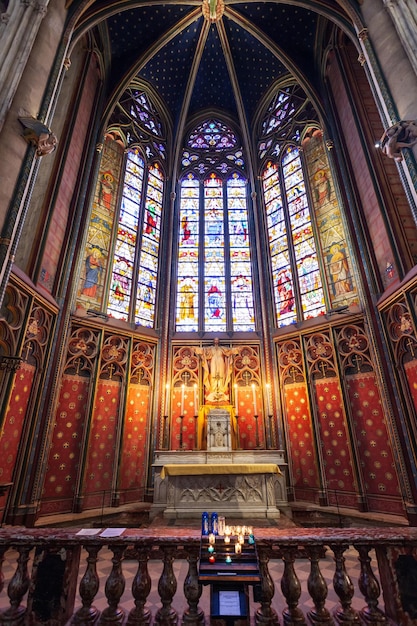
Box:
177;176;199;331
176;120;255;332
107;151;144;320
77;85;166;327
135;163;163;326
260;86;358;327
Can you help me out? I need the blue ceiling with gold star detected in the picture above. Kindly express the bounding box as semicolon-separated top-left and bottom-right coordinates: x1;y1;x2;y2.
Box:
97;1;357;138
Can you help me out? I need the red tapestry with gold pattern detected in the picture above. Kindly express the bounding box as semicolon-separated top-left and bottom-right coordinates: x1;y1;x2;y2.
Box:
83;379;121;508
40;373;90;514
235;385;264;449
170;385;198;450
346;371;403;514
314;378;357;506
404;359;417;415
119;383;150;501
0;362;35;486
284;381;319;500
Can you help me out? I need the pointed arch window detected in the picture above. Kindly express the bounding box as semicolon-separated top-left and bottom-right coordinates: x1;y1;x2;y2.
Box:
77;87;166;328
176;120;255;333
259;85;358;327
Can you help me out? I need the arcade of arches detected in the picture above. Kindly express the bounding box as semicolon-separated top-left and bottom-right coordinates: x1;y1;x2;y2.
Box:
1;0;417;527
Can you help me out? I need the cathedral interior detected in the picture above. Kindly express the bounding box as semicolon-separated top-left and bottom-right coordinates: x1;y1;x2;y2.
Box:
1;0;417;528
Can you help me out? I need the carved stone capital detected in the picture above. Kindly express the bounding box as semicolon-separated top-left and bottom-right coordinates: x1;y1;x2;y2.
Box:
357;28;368;42
379;120;417;161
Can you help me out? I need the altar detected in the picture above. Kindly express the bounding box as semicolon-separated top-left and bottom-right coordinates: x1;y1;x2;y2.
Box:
151;450;288;520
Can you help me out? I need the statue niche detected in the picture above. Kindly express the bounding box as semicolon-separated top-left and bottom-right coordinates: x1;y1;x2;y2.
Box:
207;409;232;452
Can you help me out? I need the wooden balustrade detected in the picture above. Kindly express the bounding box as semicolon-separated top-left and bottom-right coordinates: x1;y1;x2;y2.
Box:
0;527;416;625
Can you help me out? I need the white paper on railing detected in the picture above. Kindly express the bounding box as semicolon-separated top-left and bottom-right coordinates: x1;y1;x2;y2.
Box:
100;528;127;537
76;528;102;535
219;590;241;615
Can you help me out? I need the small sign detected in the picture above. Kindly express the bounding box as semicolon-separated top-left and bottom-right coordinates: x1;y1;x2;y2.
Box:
219;590;242;615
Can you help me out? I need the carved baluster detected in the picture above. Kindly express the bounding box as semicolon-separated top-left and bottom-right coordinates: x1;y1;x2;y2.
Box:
72;544;101;624
127;545;152;626
98;544;126;625
255;544;280;626
281;547;306;625
331;544;360;625
154;546;178;626
0;544;31;625
307;545;334;626
182;545;204;626
356;545;387;625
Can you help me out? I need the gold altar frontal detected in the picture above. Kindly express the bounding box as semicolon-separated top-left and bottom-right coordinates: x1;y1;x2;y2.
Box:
160;463;281;479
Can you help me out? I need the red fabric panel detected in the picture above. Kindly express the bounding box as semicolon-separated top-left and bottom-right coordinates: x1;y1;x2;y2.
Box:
83;379;121;508
40;374;90;514
236;386;265;449
170;386;198;449
346;372;403;514
119;383;150;497
0;363;35;483
404;360;417;414
284;382;320;500
314;378;357;505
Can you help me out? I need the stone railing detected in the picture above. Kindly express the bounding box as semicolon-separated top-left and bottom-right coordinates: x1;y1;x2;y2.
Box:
0;526;417;625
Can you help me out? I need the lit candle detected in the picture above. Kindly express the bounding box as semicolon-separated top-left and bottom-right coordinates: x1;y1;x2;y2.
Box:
165;383;170;416
252;383;257;415
238;534;244;544
224;536;230;544
225;555;232;564
234;384;239;414
208;545;215;554
266;383;271;415
194;383;198;414
181;384;185;415
224;526;231;536
208;533;215;545
235;543;242;554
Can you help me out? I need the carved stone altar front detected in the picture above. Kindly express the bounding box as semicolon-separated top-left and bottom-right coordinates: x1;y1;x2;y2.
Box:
151;450;288;520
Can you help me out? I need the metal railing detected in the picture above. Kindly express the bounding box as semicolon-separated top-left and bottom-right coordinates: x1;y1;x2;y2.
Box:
0;526;416;625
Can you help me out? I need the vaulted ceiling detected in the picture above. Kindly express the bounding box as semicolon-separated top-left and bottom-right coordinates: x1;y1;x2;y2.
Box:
73;1;361;142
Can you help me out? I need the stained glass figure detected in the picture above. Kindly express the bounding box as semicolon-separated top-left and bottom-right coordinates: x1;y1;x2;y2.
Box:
107;151;144;320
177;176;199;331
77;139;123;311
136;163;163;326
228;175;254;330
